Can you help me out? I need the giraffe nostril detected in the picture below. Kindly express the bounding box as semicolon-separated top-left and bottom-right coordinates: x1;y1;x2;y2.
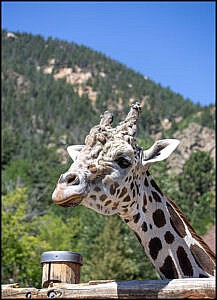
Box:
66;174;80;186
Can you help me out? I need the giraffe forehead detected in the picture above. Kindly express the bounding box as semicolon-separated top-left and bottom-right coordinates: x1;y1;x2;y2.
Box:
107;139;134;153
81;139;135;161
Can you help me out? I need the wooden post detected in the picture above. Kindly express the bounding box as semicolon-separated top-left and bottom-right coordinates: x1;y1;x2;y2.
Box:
40;251;83;288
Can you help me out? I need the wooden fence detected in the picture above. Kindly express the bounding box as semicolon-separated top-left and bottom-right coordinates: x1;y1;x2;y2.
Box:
2;253;215;298
1;278;216;299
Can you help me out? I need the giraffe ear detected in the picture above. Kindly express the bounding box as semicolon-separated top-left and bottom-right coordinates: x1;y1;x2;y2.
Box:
67;145;84;161
142;139;180;166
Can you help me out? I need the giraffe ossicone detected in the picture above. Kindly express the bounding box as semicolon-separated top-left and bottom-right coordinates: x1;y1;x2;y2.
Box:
52;102;215;279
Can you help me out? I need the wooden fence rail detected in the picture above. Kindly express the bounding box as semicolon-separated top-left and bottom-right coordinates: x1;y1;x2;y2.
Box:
1;278;216;299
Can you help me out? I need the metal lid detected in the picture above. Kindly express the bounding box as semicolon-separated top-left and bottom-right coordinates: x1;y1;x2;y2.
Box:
40;251;83;265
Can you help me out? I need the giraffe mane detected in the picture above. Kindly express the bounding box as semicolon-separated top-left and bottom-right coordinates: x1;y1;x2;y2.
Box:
166;195;215;261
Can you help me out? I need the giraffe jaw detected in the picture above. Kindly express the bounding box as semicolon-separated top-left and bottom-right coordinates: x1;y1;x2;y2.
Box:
52;193;83;208
52;183;87;208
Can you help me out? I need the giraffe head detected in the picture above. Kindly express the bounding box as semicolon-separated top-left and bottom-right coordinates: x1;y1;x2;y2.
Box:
52;103;180;215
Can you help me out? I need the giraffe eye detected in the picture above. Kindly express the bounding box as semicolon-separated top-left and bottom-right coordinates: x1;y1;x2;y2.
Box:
116;157;131;169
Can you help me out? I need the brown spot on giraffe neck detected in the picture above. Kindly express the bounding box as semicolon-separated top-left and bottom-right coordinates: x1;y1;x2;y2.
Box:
142;207;146;213
129;200;135;207
125;176;132;183
100;194;107;201
149;237;162;260
110;182;119;195
164;231;174;244
141;221;148;232
105;200;112;206
177;246;193;276
118;187;127;198
123;195;131;202
143;193;147;206
153;209;166;228
152;191;161;202
133;213;140;224
142;193;147;213
112;202;119;210
132;188;136;198
144;177;149;187
159;256;178;279
135;182;140;195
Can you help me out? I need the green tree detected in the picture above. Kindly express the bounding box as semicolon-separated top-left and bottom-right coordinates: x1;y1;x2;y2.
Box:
87;216;136;280
80;214;158;282
177;151;215;235
178;151;214;199
2;188;47;286
2;188;82;287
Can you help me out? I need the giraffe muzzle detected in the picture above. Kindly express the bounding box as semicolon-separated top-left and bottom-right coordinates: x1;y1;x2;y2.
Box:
52;170;89;207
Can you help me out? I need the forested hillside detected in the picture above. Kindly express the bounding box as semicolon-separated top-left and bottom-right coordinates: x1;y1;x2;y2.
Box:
2;29;215;287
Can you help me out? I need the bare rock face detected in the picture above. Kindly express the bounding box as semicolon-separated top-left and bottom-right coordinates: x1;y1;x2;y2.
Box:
42;63;98;104
167;122;215;174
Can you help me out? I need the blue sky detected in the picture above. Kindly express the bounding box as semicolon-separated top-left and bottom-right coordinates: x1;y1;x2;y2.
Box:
2;1;215;106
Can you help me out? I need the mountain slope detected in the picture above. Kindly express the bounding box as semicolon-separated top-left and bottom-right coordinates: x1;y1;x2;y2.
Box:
1;29;215;286
2;29;215;170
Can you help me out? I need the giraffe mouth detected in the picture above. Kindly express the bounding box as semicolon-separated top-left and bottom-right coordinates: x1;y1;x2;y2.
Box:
52;190;84;208
58;196;83;208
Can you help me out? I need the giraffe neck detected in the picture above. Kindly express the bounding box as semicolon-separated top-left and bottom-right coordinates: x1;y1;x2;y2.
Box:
118;171;215;279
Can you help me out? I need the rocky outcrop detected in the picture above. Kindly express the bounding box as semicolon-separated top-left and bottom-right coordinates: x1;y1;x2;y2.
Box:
167;122;215;174
42;61;98;104
53;67;97;103
53;67;92;84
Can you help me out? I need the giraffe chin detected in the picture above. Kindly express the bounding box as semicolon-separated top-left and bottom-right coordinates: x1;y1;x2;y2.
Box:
52;193;83;208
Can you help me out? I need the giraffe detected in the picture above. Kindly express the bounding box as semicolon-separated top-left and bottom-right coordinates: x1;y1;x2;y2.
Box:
52;102;216;279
